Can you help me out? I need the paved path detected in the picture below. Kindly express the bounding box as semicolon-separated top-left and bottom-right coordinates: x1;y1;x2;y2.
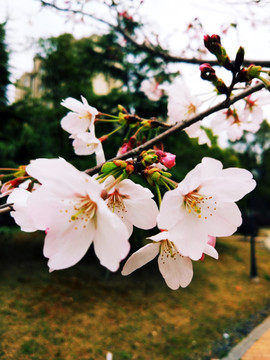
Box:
222;315;270;360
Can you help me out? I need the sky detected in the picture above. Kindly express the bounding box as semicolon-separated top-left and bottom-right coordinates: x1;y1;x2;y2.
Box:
1;0;270;102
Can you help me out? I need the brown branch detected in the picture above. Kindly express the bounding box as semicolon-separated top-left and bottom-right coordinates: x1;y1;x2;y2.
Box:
0;82;265;214
86;82;265;175
39;0;270;67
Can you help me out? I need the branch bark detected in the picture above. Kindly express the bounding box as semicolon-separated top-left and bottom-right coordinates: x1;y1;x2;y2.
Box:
39;0;270;67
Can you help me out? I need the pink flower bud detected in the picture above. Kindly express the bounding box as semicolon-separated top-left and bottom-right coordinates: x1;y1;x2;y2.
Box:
156;150;176;168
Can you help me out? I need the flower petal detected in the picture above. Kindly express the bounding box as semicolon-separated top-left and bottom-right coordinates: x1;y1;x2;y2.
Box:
7;188;37;232
158;253;193;289
61;112;90;134
45;220;95;270
124;198;158;230
94;202;130;272
203;244;219;259
121;243;160;275
157;189;184;230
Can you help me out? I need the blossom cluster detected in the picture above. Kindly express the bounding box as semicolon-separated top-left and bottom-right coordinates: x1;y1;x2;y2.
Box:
5;154;255;290
1;33;267;290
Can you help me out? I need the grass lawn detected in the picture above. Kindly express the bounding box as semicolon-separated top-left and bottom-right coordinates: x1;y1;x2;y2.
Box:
0;228;270;360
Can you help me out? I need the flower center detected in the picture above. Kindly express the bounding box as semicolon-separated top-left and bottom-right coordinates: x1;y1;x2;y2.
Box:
160;240;183;264
79;112;92;121
245;95;257;111
184;190;217;219
186;103;197;116
225;108;240;124
70;195;97;223
107;189;129;219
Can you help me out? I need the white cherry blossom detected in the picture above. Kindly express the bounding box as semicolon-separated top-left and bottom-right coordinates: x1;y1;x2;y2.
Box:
61;96;98;134
157;157;256;261
13;158;130;272
164;77;210;145
210;93;268;142
140;78;163;101
104;177;159;236
7;188;38;232
70;132;105;164
122;231;218;290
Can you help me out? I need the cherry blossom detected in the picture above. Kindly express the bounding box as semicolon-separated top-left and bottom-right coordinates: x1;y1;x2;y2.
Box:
104;176;159;236
70;132;105;164
13;158;130;272
61;96;98;134
157;157;256;260
164;77;210;145
7;188;38;232
122;231;218;290
210;92;270;141
140;78;163;101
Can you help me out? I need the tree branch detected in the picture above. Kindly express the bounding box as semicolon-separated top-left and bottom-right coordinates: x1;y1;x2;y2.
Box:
0;82;265;214
85;82;265;175
38;0;270;67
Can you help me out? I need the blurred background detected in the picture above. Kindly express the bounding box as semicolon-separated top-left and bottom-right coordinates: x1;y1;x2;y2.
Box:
0;1;270;359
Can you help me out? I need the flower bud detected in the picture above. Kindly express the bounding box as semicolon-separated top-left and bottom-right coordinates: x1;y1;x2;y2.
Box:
200;63;217;82
101;162;118;174
234;46;245;71
212;78;230;95
203;34;222;56
246;65;262;79
155;150;176;169
203;34;233;71
113;160;128;168
125;163;135;175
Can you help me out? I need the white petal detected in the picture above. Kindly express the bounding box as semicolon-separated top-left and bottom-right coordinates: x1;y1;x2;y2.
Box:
95;142;106;165
158;253;193;289
204;244;219;259
121;243;160;275
72;132;100;155
94;202;130;272
117;179;156;200
147;231;169;242
157;188;184;230
45;220;95;270
61;112;90;134
124;198;158;230
61;97;87;113
168;215;209;260
26;158;93;198
209;202;243;236
7;188;37;232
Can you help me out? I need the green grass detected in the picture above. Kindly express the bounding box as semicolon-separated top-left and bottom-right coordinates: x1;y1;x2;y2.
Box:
0;230;270;359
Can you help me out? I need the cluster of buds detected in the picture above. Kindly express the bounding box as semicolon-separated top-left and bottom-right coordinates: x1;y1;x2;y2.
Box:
0;166;29;197
203;34;233;71
202;34;270;96
236;64;270;89
138;149;176;169
143;166;174;187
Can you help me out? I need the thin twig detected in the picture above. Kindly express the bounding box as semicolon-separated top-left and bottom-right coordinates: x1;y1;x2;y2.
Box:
39;0;270;67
